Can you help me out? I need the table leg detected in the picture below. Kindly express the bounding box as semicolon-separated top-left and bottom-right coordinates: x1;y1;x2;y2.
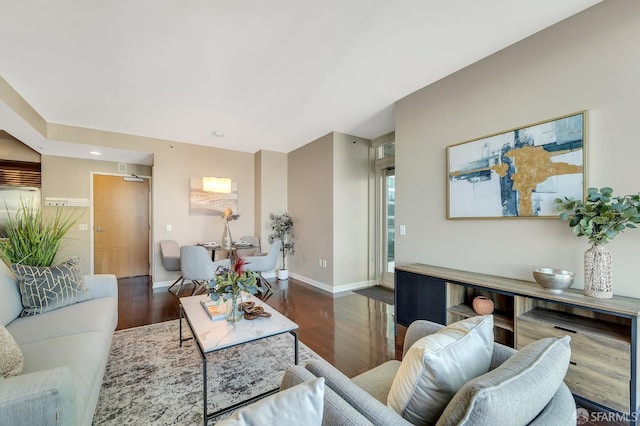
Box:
203;354;208;422
292;331;299;365
179;306;183;347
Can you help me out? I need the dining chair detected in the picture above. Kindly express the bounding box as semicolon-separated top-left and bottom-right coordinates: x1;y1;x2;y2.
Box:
236;235;261;258
241;239;281;292
180;246;231;296
160;240;186;296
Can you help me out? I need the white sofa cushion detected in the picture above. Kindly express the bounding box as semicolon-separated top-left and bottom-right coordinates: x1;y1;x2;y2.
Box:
437;336;571;426
0;324;23;378
217;377;325;426
387;315;494;425
6;297;117;345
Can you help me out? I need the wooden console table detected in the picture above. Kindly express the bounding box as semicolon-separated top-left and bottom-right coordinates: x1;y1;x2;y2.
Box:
395;263;640;417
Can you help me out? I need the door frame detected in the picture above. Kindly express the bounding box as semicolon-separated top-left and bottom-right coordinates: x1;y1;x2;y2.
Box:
90;172;152;275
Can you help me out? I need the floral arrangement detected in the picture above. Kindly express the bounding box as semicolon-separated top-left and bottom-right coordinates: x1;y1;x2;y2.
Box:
208;257;263;302
555;187;640;245
268;212;295;269
222;207;240;222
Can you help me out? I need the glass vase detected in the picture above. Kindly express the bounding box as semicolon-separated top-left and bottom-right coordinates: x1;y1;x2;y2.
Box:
583;244;613;299
226;295;243;322
222;221;233;250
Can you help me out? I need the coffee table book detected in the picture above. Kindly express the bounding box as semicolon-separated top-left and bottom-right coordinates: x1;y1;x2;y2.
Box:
200;299;226;321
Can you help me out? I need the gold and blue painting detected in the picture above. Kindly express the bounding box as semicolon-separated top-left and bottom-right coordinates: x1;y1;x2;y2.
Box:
189;177;238;216
447;111;585;219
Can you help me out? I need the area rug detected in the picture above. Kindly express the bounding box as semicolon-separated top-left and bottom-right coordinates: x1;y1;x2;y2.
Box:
93;319;321;425
353;285;395;305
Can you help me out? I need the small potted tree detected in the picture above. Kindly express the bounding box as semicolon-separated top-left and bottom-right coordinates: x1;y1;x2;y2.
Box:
268;212;294;280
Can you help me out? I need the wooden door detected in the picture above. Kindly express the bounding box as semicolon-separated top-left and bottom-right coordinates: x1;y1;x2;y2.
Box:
94;175;150;278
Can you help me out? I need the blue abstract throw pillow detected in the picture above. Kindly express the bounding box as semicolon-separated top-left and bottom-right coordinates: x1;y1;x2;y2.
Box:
12;257;92;317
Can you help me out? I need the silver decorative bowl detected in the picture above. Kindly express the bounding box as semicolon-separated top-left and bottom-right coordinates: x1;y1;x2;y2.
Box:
533;268;575;293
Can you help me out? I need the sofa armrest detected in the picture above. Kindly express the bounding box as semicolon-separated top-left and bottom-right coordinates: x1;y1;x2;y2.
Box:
84;274;118;299
281;366;375;426
0;367;76;426
528;383;576;426
490;340;516;370
402;320;444;356
305;360;412;426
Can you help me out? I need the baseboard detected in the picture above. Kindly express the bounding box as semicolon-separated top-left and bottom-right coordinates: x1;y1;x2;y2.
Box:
153;280;173;289
289;273;375;294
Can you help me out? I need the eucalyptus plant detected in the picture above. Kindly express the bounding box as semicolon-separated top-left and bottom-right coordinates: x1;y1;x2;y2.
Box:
1;198;79;266
268;212;295;269
555;187;640;245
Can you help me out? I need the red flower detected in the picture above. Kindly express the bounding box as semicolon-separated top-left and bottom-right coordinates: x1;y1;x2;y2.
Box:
233;257;246;275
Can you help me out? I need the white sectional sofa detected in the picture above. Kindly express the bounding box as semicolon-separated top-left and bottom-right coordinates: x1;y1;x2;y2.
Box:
0;260;118;426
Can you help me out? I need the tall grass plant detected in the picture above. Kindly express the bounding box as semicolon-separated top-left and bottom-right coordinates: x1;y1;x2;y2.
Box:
1;198;79;266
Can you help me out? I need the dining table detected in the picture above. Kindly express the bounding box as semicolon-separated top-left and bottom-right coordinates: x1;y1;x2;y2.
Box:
197;241;256;261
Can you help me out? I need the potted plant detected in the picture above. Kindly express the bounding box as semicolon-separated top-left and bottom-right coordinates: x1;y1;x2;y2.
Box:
555;187;640;298
208;258;263;322
1;198;79;267
268;212;294;280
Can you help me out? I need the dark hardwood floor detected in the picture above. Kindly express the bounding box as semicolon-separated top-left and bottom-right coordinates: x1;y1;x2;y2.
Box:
116;275;403;378
116;276;622;425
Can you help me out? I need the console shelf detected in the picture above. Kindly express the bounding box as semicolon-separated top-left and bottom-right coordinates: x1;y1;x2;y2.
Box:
395;263;640;418
447;304;514;332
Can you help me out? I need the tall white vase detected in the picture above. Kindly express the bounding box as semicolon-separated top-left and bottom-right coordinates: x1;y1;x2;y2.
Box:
583;244;613;299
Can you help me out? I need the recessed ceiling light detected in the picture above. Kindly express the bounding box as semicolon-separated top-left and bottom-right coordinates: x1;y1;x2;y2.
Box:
212;131;225;137
89;151;102;156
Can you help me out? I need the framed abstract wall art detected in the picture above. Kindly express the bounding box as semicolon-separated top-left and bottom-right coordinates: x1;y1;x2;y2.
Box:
189;177;238;216
447;111;585;219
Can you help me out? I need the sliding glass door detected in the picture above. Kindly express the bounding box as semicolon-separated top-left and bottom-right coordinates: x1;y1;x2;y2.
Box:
382;168;395;286
374;138;395;288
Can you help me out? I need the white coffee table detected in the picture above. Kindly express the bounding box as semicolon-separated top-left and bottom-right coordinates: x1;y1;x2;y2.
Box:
179;294;299;422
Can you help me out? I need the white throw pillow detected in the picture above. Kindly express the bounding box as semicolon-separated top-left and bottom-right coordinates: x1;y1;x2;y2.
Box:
387;315;494;425
0;324;24;378
217;377;325;426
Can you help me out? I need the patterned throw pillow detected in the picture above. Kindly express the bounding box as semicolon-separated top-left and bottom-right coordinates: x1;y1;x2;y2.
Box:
12;257;92;317
0;324;23;378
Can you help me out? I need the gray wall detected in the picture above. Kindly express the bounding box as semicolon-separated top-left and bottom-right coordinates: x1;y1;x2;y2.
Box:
395;0;640;297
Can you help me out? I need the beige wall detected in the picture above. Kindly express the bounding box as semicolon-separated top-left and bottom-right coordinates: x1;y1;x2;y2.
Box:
289;133;333;289
395;0;640;297
0;132;40;162
146;142;255;285
288;132;373;292
333;133;371;288
254;150;288;254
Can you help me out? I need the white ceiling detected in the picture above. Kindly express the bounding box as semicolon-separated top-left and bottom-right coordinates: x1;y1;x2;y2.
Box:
0;0;601;163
